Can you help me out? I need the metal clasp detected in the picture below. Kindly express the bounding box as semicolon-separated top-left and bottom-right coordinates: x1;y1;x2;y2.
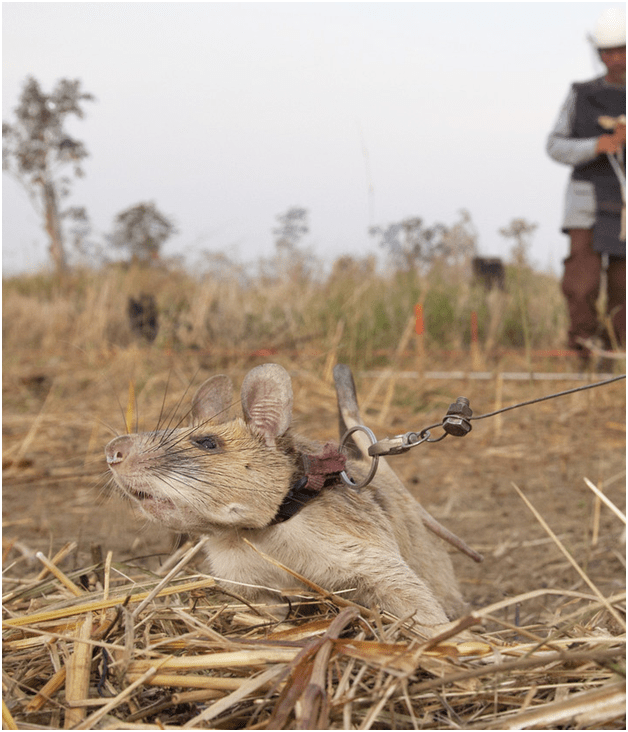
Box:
368;431;429;456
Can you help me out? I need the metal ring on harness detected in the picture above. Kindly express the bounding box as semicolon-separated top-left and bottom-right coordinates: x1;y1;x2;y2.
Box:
339;425;380;489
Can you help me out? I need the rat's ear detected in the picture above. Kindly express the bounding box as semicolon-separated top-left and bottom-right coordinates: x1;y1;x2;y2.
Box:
191;375;234;425
241;364;293;447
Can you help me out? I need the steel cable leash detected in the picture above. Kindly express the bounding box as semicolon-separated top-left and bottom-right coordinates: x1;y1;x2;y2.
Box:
339;374;626;488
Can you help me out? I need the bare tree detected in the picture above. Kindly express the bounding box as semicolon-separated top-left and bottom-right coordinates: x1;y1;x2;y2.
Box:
499;218;538;267
110;202;176;263
435;209;478;265
369;217;441;271
273;206;309;252
370;210;477;271
266;206;315;282
2;76;95;274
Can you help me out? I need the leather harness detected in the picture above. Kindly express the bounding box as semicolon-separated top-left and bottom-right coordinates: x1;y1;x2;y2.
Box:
270;444;347;524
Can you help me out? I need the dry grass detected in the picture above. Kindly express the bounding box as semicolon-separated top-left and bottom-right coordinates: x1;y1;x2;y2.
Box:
2;260;625;729
2;258;569;368
2;529;625;730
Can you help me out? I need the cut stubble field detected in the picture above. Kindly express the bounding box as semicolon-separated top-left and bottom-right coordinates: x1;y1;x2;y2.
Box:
3;344;624;619
2;265;626;728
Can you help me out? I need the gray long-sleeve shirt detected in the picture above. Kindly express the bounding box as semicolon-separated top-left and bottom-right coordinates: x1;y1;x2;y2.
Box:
546;86;600;168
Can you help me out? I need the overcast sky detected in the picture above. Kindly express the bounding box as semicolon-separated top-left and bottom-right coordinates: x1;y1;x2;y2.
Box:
2;2;619;276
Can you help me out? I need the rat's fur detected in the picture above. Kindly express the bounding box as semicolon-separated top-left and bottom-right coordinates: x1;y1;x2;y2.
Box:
106;364;465;627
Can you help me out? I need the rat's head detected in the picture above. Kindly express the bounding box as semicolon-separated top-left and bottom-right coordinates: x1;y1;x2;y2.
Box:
105;364;297;532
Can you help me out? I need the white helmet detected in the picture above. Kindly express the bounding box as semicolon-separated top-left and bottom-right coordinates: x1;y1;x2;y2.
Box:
593;7;626;49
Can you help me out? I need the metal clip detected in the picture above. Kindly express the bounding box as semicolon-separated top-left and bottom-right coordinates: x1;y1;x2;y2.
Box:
368;431;428;456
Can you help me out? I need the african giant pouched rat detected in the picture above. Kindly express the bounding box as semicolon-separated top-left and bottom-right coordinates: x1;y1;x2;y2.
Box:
105;363;467;627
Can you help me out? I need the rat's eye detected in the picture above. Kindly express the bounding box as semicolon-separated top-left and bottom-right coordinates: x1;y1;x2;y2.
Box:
192;435;220;451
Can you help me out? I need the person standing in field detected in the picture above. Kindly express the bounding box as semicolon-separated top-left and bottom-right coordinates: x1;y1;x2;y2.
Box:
546;7;626;364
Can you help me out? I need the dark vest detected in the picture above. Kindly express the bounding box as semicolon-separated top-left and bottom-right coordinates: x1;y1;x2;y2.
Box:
570;77;625;256
570;77;625;182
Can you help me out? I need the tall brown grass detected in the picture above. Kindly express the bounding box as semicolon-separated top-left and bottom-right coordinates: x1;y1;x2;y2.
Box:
2;253;567;369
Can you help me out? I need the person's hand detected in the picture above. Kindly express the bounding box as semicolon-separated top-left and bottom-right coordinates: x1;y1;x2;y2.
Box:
596;123;626;155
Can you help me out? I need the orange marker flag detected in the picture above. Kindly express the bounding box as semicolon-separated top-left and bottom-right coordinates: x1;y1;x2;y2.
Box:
415;303;424;335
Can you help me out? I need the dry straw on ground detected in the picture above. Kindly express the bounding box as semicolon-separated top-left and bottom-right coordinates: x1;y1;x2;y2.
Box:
3;519;625;731
2;262;625;728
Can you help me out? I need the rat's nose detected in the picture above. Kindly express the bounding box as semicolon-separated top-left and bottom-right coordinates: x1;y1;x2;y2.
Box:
105;435;133;465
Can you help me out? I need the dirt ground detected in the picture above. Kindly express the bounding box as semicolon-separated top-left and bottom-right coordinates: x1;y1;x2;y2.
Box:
3;346;626;626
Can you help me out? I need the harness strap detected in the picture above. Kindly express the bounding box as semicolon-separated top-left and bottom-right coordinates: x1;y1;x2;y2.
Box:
270;444;347;524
